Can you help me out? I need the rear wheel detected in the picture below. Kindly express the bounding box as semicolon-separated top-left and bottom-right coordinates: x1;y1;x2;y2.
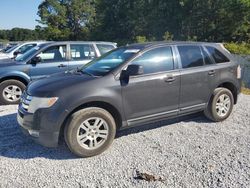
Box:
64;107;116;157
204;88;234;122
0;80;25;105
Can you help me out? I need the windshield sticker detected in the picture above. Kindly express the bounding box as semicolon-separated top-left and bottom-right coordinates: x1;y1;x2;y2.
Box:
124;49;140;53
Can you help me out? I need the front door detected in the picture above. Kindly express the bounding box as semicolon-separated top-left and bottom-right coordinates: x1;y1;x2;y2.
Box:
121;46;180;125
29;44;68;80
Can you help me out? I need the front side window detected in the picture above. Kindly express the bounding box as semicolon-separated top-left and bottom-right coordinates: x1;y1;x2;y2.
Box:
206;46;229;63
36;45;66;63
178;45;204;68
96;44;116;55
70;44;96;61
130;46;174;74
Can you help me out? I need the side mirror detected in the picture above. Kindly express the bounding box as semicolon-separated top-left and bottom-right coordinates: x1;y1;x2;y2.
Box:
13;50;21;57
126;64;144;76
120;64;143;85
30;56;42;64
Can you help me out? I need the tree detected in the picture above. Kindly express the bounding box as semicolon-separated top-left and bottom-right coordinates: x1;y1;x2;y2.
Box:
37;0;96;40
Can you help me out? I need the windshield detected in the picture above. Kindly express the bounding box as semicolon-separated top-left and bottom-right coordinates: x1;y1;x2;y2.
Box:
81;47;141;76
15;46;41;62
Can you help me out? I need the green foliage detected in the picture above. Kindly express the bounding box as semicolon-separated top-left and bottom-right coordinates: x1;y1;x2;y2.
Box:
224;43;250;55
0;28;40;41
37;0;96;40
163;31;174;41
135;36;147;43
0;0;250;44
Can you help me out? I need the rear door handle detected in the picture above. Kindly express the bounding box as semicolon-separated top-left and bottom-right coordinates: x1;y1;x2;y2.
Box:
164;76;176;83
208;70;215;76
58;64;67;68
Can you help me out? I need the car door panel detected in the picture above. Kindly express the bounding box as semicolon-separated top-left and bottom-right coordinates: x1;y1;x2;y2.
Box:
120;46;180;124
29;45;68;80
122;71;180;123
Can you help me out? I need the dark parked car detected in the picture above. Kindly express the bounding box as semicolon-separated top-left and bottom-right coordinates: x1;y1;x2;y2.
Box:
0;41;117;104
17;42;241;157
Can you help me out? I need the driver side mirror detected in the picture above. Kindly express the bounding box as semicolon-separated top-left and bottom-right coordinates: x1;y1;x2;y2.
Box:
13;50;21;57
30;56;42;64
120;64;143;85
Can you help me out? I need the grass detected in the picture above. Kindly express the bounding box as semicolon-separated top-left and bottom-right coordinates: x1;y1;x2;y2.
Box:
241;87;250;95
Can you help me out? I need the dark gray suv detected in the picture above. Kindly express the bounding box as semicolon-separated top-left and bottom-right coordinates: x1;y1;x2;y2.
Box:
17;42;241;157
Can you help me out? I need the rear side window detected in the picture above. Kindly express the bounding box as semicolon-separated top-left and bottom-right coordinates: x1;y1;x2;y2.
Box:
70;44;96;61
201;47;213;65
130;46;174;74
178;45;204;68
206;46;229;63
96;44;116;55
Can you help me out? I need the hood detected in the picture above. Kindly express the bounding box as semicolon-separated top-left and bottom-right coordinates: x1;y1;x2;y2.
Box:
27;71;96;97
0;59;25;67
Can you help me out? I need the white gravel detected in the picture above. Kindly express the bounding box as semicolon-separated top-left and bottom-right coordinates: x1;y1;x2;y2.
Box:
0;94;250;188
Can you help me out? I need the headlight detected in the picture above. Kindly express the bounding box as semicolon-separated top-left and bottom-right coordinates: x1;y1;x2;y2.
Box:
28;97;58;113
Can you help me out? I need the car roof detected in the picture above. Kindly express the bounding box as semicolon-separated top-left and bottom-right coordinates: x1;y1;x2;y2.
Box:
124;41;222;50
40;41;117;45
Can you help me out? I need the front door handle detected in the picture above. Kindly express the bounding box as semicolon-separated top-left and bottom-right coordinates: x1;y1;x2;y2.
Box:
208;70;215;76
58;64;67;68
164;76;176;83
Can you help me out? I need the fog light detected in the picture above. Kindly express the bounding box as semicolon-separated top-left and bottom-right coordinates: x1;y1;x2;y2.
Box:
28;130;39;137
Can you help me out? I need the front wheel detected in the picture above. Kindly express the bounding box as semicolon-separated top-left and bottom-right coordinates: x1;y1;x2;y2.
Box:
64;107;116;157
0;80;26;105
204;87;234;122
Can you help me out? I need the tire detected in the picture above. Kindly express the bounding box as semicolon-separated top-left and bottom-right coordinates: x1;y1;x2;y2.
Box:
64;107;116;157
204;87;234;122
0;80;26;105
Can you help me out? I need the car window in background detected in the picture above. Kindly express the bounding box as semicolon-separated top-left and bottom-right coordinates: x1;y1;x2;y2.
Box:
96;44;116;55
15;47;41;62
18;44;36;54
70;44;96;61
36;45;67;63
206;46;230;63
5;45;19;53
130;46;174;74
178;45;204;68
82;47;140;76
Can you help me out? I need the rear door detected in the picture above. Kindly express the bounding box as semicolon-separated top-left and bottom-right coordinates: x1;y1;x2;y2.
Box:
68;44;97;70
29;44;68;80
121;46;180;125
177;45;219;114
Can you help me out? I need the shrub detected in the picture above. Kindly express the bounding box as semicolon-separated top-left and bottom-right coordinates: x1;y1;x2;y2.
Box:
224;43;250;55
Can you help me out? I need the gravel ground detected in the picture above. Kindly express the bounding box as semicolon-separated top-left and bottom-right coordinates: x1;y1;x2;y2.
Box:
0;95;250;188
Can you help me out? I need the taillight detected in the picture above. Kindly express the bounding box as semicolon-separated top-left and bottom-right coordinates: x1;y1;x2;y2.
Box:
237;65;241;79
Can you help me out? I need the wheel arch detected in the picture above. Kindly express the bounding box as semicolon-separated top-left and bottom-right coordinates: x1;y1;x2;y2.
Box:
59;101;123;139
217;82;238;104
0;75;29;86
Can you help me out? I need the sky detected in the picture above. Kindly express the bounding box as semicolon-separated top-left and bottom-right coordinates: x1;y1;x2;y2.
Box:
0;0;43;30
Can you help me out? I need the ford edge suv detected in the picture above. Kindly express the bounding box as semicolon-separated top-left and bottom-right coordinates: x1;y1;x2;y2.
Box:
17;42;241;157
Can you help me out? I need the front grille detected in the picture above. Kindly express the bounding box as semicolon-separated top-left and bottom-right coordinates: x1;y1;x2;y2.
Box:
20;91;32;112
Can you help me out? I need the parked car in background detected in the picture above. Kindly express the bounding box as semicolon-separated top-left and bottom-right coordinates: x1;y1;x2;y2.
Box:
0;42;19;53
0;41;45;60
17;42;241;157
0;41;117;104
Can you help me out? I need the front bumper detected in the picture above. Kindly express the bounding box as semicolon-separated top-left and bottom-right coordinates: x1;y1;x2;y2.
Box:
17;104;62;147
